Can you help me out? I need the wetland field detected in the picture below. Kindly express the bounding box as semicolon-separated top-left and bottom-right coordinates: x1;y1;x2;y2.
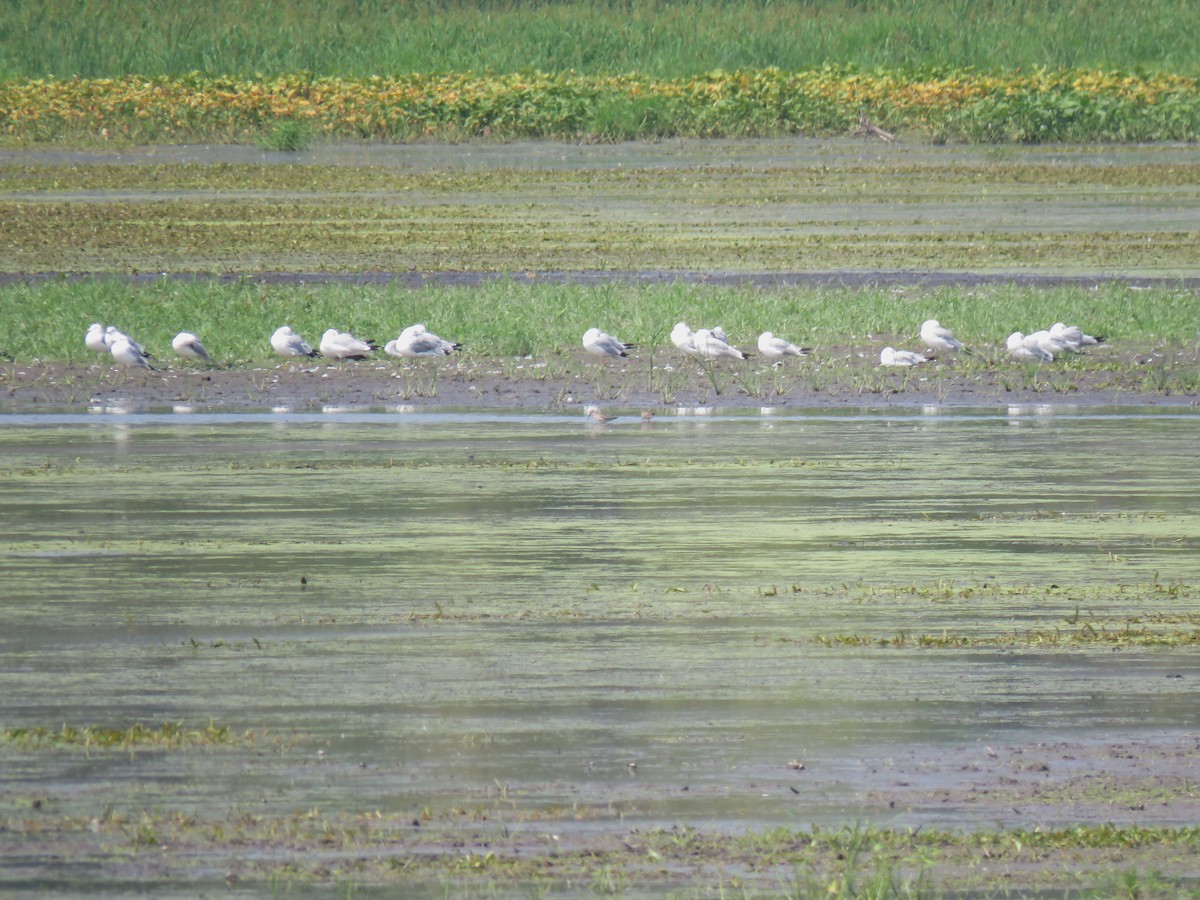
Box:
2;136;1200;897
3;407;1200;897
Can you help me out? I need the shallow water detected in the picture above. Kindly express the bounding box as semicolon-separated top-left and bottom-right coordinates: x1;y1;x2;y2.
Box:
2;406;1199;849
3;137;1198;170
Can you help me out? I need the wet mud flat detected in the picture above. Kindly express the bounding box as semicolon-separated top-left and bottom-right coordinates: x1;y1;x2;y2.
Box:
4;736;1200;896
2;339;1199;413
3;138;1200;276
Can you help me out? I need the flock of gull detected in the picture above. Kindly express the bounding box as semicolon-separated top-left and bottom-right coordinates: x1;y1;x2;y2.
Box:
83;317;1103;370
84;321;464;369
587;318;1103;365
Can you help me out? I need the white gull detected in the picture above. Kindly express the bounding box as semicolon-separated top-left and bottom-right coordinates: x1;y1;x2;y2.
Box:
582;327;634;358
271;326;319;358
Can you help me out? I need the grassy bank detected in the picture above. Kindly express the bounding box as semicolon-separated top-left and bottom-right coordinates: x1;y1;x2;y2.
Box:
2;279;1195;363
3;0;1199;79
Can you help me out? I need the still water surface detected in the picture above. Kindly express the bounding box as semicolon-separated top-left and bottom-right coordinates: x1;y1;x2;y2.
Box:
2;406;1199;834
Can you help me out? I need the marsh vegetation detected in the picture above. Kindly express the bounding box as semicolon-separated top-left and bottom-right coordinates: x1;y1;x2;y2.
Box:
5;0;1199;78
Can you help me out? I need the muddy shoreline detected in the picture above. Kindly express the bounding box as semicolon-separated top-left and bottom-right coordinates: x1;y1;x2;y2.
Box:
5;734;1200;894
4;344;1197;414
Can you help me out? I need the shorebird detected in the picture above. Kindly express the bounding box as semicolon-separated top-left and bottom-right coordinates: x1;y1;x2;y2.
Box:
879;346;928;367
582;327;635;358
172;331;212;363
920;319;971;355
270;325;319;358
585;405;616;424
757;331;810;359
319;328;377;361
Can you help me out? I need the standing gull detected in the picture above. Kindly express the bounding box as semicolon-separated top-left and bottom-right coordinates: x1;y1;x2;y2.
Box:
85;323;110;354
582;327;635;359
110;337;154;370
105;326;148;358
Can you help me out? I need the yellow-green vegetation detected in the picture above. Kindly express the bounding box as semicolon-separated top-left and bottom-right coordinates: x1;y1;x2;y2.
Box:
1;721;251;750
2;69;1198;144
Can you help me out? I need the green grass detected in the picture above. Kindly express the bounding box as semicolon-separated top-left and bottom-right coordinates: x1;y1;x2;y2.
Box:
3;0;1199;79
256;118;313;152
1;279;1196;364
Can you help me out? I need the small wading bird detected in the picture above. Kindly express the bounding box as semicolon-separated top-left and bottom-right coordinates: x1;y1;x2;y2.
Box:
172;331;211;363
757;331;810;359
1006;332;1054;363
319;328;377;361
270;326;319;358
920;319;971;356
582;327;635;359
110;336;154;370
879;346;928;367
385;324;462;358
584;405;616;424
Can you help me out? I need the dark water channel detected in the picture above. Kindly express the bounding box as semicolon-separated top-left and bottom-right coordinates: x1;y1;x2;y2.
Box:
2;406;1199;847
